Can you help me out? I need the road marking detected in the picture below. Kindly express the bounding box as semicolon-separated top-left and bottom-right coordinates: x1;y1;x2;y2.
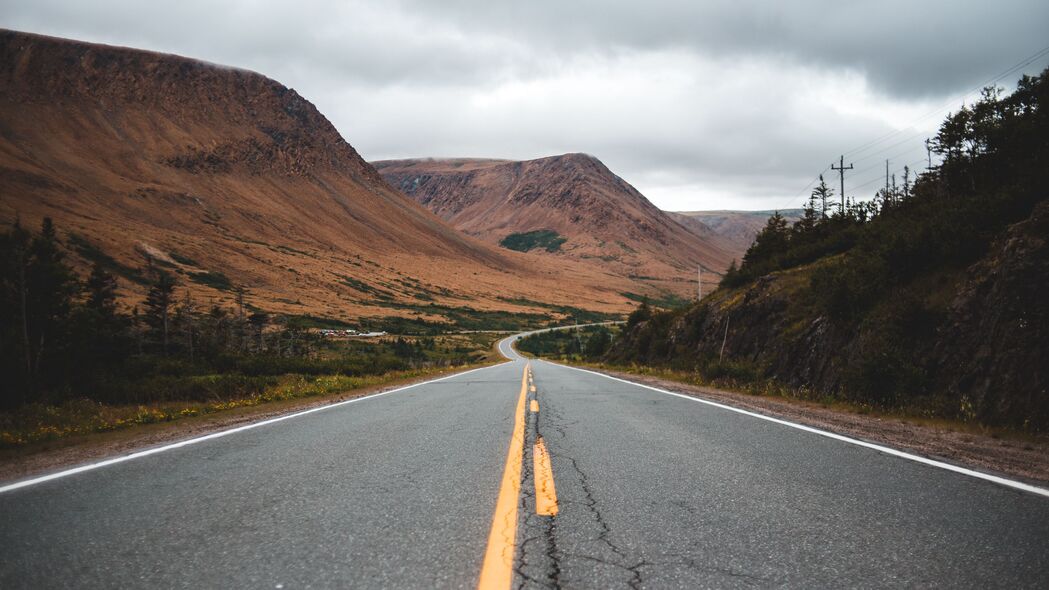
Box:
533;437;559;516
0;363;509;495
549;362;1049;500
530;400;539;413
477;363;530;590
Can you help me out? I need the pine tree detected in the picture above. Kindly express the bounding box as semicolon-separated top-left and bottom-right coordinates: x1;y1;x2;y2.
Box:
25;218;78;376
145;271;177;355
812;175;834;219
248;311;268;353
742;212;789;268
86;262;118;315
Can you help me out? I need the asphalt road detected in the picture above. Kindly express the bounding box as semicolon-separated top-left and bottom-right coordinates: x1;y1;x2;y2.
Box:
1;332;1047;588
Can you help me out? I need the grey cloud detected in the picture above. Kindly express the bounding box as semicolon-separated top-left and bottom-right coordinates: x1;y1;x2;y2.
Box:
1;0;1046;211
401;0;1049;98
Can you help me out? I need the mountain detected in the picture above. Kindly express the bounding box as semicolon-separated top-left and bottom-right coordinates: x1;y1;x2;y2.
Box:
0;30;627;327
670;209;805;262
374;155;735;302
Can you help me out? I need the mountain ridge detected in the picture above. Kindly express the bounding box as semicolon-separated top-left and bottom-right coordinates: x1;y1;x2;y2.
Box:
0;29;629;325
374;153;735;299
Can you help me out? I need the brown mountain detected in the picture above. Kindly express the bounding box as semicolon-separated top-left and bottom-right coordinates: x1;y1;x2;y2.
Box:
0;30;628;325
671;209;805;262
374;155;735;300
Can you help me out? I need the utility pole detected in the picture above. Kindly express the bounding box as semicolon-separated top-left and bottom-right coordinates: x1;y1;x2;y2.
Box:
697;265;702;300
885;159;890;205
925;138;933;170
831;155;853;213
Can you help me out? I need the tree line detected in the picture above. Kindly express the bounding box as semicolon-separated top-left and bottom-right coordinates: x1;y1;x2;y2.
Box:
723;66;1048;318
0;222;318;409
603;67;1049;427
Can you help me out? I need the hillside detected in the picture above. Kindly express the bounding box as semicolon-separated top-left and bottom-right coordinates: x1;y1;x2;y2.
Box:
670;209;804;261
374;155;735;302
0;30;629;328
607;69;1049;430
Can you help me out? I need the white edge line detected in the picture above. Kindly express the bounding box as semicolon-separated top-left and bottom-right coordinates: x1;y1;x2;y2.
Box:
0;362;510;494
545;361;1049;499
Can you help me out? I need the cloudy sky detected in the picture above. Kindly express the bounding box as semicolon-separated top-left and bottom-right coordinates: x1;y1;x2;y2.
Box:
3;1;1048;210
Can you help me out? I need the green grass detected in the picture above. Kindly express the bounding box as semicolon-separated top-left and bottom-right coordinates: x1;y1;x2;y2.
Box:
620;291;691;309
499;229;567;253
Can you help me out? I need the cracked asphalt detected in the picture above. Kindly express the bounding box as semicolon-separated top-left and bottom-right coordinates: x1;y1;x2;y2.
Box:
518;358;1049;588
1;334;1047;588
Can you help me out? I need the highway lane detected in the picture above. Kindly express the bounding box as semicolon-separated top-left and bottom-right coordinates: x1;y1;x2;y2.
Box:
0;360;526;588
517;358;1049;588
1;330;1047;588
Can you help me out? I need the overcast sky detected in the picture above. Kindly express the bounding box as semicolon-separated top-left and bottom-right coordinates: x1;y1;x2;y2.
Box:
3;1;1048;210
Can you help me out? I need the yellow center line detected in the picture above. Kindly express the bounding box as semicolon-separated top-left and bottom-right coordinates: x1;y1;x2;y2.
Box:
477;363;530;590
530;400;539;413
533;437;559;516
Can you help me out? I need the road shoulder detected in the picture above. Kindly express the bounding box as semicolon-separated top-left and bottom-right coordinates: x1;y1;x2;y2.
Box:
553;363;1049;487
0;362;503;485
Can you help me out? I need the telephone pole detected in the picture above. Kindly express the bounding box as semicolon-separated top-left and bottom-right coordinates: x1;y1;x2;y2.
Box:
831;155;853;213
885;159;890;205
925;138;933;170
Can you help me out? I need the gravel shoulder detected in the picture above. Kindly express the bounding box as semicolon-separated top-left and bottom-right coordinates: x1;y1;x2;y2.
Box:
580;365;1049;487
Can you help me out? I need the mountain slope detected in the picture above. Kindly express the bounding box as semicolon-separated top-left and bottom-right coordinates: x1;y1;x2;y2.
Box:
0;30;627;325
608;68;1049;430
670;209;805;261
374;155;735;301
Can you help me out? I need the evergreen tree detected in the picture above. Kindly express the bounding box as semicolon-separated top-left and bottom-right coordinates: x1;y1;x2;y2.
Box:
86;261;118;314
812;175;834;218
626;299;652;329
145;271;177;355
24;218;78;377
742;211;789;268
248;311;268;353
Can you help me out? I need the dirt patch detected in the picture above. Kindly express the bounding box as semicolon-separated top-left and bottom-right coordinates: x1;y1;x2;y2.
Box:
590;367;1049;487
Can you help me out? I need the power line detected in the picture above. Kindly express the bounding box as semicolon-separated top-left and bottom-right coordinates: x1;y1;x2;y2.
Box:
843;44;1049;159
851;158;927;194
780;44;1049;212
777;165;830;211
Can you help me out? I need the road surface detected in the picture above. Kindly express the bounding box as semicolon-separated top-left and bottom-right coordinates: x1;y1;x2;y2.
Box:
1;332;1047;588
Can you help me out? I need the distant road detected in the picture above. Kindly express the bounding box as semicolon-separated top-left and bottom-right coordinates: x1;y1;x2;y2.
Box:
1;331;1047;588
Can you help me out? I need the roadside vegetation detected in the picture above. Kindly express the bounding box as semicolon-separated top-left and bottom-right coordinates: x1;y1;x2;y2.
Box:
0;226;503;448
516;325;618;361
603;69;1049;432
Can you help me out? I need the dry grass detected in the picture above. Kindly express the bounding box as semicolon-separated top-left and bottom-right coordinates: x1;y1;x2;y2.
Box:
0;365;492;450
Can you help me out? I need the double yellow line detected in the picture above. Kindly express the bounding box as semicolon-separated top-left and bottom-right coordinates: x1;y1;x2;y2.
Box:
477;363;558;589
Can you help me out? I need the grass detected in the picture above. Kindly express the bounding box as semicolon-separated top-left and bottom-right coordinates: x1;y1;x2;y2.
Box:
169;251;200;266
188;270;234;291
620;291;692;309
0;332;505;451
66;233;150;285
564;361;1045;442
499;229;567;253
0;365;491;450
